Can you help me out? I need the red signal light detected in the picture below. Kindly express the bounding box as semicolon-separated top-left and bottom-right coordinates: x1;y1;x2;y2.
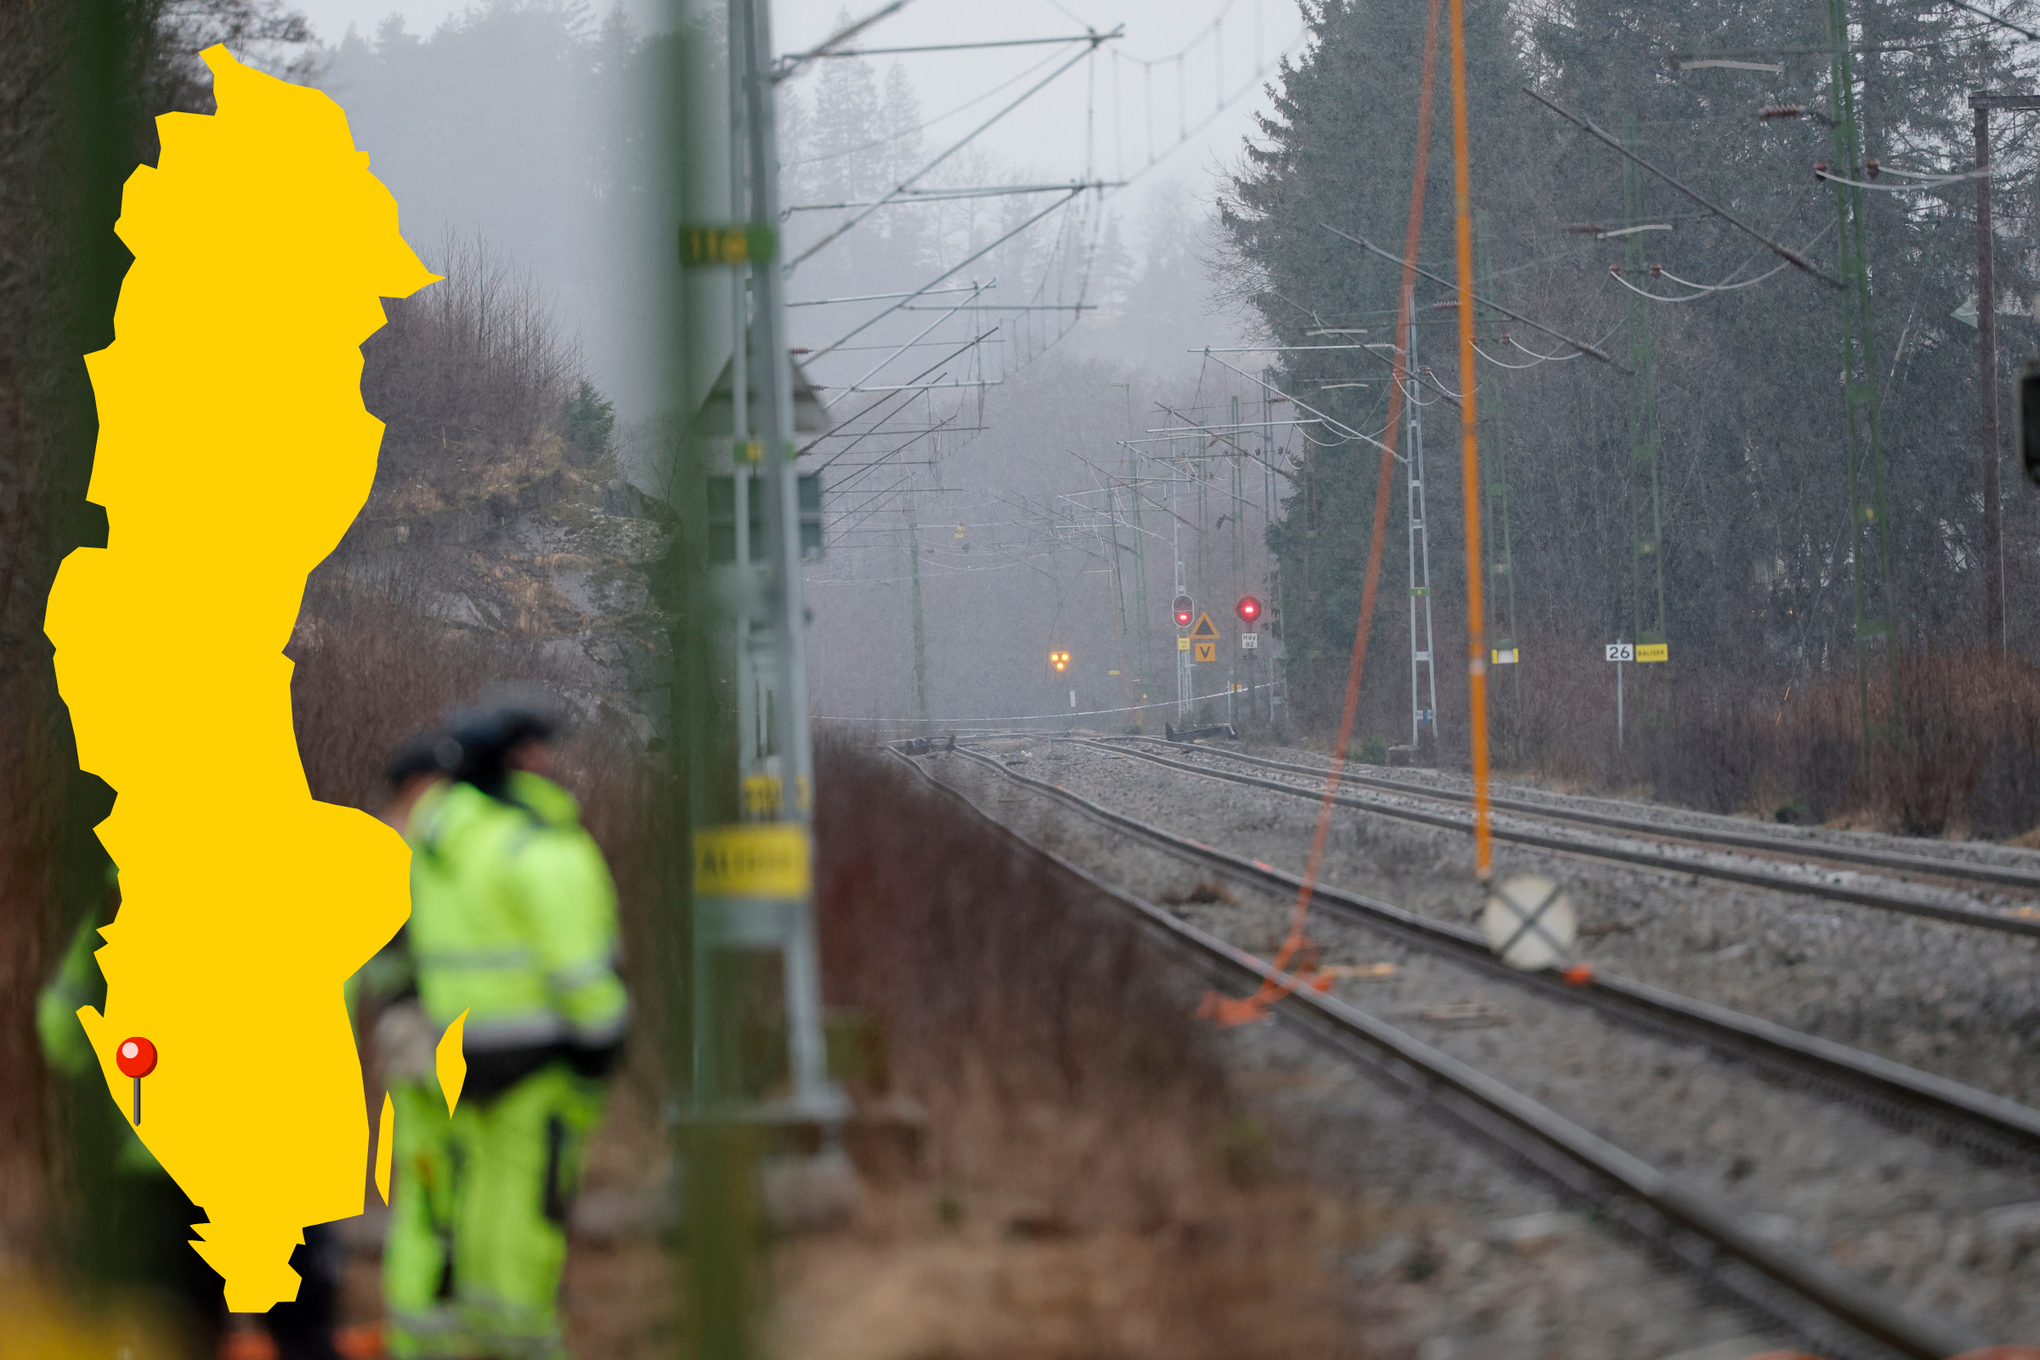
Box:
1236;595;1262;625
1172;593;1194;628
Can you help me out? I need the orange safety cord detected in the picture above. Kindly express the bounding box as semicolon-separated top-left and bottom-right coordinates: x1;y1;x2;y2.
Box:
1201;0;1447;1027
1447;0;1493;883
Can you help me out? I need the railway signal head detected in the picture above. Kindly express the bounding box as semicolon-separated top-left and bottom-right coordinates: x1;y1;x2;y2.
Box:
1049;649;1070;672
1172;594;1194;628
1235;595;1262;627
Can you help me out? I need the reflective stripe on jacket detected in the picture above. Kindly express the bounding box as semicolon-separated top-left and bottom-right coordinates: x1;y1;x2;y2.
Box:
407;773;628;1054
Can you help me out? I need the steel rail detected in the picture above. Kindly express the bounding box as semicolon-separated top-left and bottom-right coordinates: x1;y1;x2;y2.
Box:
900;747;1996;1360
930;744;2040;1159
1103;735;2040;894
1082;739;2040;940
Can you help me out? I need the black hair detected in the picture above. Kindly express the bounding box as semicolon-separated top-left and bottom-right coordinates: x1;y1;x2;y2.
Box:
383;732;450;793
441;705;558;797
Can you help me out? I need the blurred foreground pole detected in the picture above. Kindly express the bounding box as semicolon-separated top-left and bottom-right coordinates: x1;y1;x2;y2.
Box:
666;0;845;1353
46;0;134;1291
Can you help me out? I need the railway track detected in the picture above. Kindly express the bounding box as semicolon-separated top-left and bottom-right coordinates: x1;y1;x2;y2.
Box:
898;744;2019;1360
1080;735;2040;940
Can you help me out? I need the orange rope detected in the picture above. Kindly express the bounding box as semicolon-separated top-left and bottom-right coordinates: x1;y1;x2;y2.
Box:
1448;0;1493;882
1202;0;1446;1026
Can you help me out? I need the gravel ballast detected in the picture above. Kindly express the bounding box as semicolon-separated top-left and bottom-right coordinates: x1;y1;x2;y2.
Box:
921;744;2040;1353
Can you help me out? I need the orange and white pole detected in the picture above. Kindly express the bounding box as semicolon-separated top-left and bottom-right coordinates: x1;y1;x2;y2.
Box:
1447;0;1493;884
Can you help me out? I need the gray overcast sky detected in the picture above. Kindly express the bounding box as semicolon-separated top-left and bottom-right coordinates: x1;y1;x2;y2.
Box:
289;0;1306;232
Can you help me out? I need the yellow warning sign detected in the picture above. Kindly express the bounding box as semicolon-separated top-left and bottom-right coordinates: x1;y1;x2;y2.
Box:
1635;643;1669;663
1194;641;1217;663
1178;636;1191;651
1189;611;1220;640
695;823;812;899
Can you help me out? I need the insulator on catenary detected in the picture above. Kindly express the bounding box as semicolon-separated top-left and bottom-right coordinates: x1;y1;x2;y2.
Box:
1760;105;1804;121
1649;263;1662;278
1814;161;1829;181
1866;157;1880;179
1568;223;1604;235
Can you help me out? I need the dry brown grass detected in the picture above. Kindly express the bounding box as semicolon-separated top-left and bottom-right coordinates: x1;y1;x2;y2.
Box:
1494;647;2040;839
799;743;1365;1360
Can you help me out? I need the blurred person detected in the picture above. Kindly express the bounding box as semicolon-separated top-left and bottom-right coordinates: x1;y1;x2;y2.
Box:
361;734;465;1360
39;868;347;1360
406;704;629;1360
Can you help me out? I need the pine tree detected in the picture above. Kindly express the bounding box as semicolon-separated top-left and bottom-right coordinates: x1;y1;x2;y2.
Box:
875;60;931;285
1220;0;1525;723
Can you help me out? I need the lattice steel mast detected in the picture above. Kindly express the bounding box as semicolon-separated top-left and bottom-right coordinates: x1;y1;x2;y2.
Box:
1406;304;1440;749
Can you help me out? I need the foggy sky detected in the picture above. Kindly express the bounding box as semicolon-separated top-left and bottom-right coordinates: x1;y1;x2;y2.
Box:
284;0;1293;724
293;0;1302;256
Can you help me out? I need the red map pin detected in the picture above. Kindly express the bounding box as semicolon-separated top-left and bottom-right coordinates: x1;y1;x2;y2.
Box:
116;1036;157;1125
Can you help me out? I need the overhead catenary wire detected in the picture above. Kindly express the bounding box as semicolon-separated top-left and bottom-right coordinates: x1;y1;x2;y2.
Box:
1198;350;1396;451
1522;86;1844;289
788;31;1119;271
805;329;1000;464
772;0;916;81
1944;0;2040;43
1323;223;1631;369
786;42;1073;168
1816;166;1992;191
796;0;1314;541
1607;218;1839;303
808;188;1087;360
1470;342;1549;370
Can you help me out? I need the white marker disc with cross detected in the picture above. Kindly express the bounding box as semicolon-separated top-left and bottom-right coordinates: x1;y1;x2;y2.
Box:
1483;875;1576;971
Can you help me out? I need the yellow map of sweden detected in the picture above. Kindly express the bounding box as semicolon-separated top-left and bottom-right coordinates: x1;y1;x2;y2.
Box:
43;46;437;1311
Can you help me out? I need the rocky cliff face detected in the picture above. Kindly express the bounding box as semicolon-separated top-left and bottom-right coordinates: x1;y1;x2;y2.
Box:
288;246;675;810
292;432;675;794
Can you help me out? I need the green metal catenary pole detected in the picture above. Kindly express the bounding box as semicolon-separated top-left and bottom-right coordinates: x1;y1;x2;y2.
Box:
1826;0;1902;757
1473;210;1522;742
903;482;931;725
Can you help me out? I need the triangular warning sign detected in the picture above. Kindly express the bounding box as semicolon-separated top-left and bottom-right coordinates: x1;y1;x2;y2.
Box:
1189;611;1220;640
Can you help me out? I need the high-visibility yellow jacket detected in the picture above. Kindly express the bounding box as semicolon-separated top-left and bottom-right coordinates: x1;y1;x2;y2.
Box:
406;772;628;1072
37;868;162;1173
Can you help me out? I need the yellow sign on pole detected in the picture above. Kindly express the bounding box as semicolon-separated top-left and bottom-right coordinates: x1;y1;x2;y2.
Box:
1194;641;1217;663
694;823;812;899
1635;643;1669;663
1189;611;1220;641
1177;636;1191;651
